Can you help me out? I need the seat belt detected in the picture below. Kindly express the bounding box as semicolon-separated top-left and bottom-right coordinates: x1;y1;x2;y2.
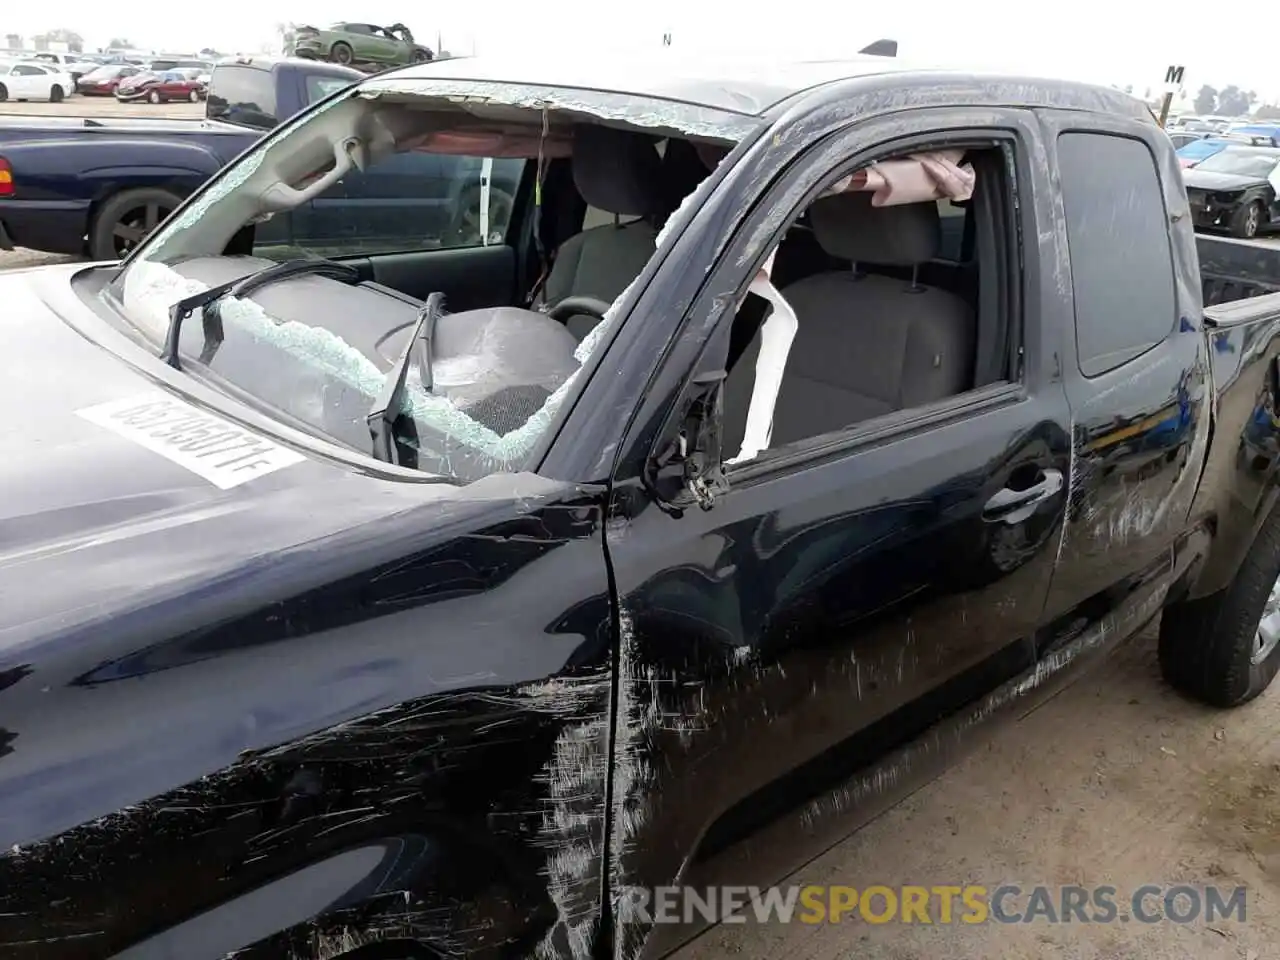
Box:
525;108;551;307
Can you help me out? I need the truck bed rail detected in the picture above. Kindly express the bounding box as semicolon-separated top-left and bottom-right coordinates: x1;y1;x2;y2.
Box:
1197;236;1280;307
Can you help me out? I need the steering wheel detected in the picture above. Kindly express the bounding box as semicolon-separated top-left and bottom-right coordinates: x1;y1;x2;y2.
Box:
548;296;612;325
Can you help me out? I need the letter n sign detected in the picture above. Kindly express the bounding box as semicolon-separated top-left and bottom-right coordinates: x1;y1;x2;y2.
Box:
1165;65;1185;86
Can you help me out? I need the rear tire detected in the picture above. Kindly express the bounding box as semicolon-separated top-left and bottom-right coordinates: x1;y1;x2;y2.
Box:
1231;201;1263;239
0;84;7;102
89;187;183;261
148;89;162;104
50;85;64;103
331;41;354;65
1159;501;1280;706
189;88;200;102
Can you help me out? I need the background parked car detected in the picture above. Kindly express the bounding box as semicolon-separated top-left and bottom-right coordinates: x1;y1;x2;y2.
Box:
1228;122;1280;143
75;63;142;96
26;53;99;84
288;22;433;65
0;57;368;259
115;68;206;104
0;61;73;103
1183;145;1280;238
146;57;212;73
1169;131;1211;150
1177;136;1232;168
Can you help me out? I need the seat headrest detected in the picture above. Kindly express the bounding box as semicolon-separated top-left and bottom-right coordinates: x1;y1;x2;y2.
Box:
572;124;665;217
808;190;941;266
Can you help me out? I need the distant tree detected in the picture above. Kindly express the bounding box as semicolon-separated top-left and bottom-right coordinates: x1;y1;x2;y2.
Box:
198;47;221;57
1256;103;1280;121
274;21;298;55
107;37;132;49
36;28;84;53
1193;85;1218;114
1217;85;1253;116
1122;84;1133;95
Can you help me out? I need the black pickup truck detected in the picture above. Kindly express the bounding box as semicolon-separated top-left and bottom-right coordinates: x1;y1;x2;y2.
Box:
2;55;1280;960
0;56;521;261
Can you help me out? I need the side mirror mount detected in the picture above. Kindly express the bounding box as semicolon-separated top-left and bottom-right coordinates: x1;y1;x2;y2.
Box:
643;369;730;518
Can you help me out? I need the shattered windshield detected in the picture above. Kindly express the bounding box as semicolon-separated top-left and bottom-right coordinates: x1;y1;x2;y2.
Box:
106;76;746;482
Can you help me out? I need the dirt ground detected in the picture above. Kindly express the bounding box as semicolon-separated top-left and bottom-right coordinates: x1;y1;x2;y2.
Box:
672;624;1279;960
0;97;202;121
3;95;1280;960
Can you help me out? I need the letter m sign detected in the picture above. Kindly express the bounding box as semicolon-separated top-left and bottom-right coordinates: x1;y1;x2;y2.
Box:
1165;65;1185;85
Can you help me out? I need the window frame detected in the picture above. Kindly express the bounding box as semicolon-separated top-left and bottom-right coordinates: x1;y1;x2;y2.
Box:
1053;127;1180;378
671;116;1036;483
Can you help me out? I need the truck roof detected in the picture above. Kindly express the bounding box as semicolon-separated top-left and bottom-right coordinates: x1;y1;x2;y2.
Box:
380;53;1148;120
217;54;363;81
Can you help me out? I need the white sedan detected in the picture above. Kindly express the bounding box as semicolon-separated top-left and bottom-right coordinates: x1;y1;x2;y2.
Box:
0;61;75;103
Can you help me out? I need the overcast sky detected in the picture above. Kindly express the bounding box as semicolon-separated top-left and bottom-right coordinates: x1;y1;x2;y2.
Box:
7;0;1278;102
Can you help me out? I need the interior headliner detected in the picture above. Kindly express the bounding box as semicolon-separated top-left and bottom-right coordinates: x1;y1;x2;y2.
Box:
361;53;925;117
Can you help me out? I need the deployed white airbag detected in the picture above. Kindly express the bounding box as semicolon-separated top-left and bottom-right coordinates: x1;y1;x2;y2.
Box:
727;254;798;465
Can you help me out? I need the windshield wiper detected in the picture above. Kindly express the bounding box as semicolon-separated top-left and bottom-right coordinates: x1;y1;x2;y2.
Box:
161;258;359;369
367;292;444;465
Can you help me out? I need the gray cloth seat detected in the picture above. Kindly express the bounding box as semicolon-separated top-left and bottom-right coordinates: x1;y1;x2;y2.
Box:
723;191;974;457
543;124;667;340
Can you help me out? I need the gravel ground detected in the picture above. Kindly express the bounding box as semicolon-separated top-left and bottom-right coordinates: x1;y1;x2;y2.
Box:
2;95;1280;960
0;98;202;121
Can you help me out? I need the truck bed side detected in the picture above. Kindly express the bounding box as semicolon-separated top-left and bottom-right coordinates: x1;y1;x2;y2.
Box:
1184;237;1280;598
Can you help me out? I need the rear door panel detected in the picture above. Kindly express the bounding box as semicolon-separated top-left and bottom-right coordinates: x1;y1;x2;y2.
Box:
1034;110;1212;634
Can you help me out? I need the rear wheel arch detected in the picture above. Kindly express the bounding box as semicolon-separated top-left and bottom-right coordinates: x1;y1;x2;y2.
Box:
1161;494;1280;706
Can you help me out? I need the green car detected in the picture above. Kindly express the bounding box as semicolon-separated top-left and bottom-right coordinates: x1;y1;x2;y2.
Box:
289;22;433;67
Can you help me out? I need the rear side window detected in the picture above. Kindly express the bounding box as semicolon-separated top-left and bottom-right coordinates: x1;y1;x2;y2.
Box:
206;65;278;130
1057;132;1177;377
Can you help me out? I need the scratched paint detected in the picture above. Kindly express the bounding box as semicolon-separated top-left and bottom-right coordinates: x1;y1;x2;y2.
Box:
527;672;611;960
798;578;1167;831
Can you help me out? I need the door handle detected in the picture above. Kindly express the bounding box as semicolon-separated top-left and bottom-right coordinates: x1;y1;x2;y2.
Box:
983;468;1064;524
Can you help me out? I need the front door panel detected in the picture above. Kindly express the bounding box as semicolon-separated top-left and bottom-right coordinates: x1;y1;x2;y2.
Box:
570;102;1073;960
604;386;1071;957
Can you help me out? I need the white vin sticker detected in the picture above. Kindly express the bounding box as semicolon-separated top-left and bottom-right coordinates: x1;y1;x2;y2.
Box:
77;392;307;489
